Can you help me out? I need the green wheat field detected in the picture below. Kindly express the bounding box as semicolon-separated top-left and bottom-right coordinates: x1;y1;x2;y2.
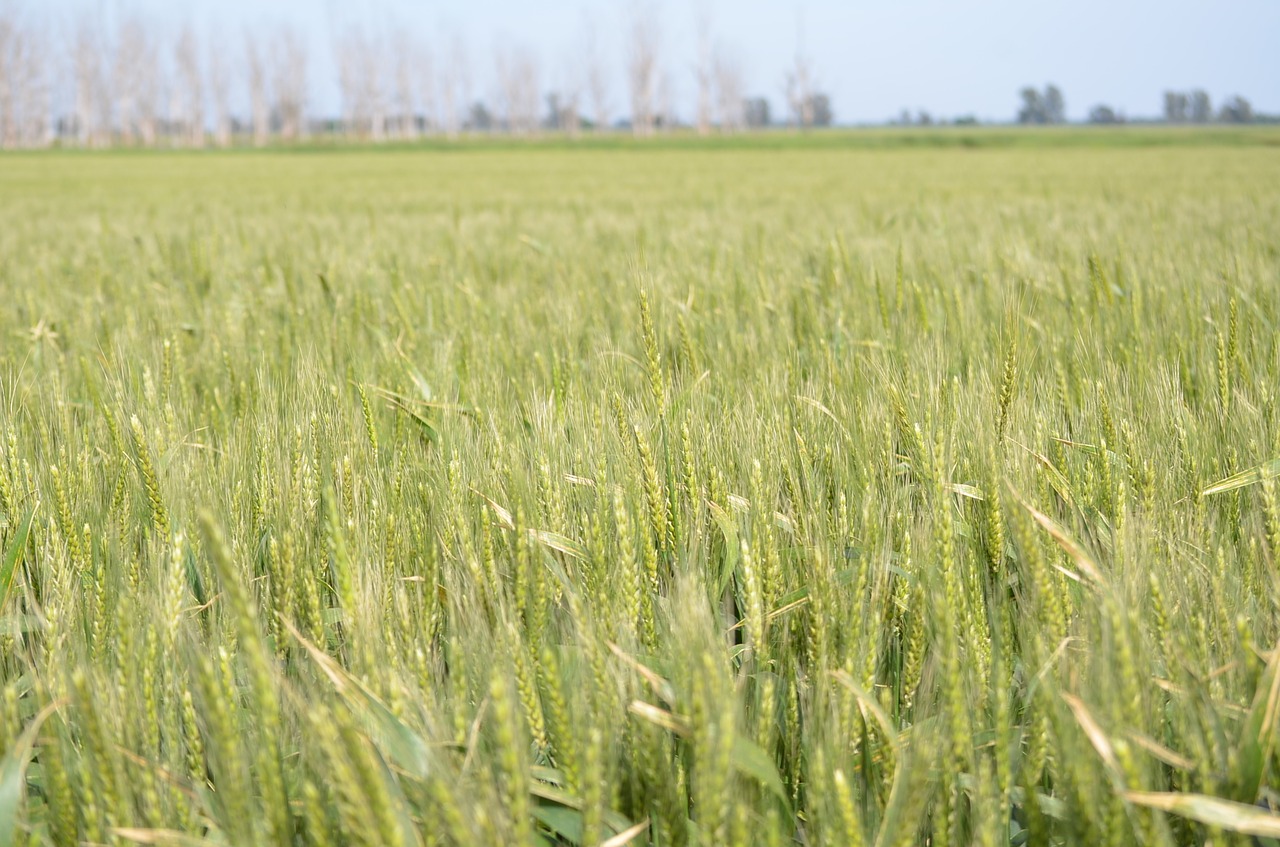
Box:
2;129;1280;846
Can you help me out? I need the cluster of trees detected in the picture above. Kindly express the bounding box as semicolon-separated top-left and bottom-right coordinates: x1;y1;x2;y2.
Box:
1162;90;1254;124
1017;85;1067;125
0;7;835;149
1162;90;1213;123
1;15;313;149
892;110;979;127
1087;104;1123;125
1087;91;1258;125
1216;96;1255;124
1017;84;1263;126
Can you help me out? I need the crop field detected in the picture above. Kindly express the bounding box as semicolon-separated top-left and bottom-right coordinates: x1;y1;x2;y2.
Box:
2;131;1280;846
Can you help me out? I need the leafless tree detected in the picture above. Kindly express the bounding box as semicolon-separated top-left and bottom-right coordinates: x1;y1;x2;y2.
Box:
0;9;49;147
0;13;19;146
656;70;675;132
273;26;308;142
495;43;540;136
245;32;270;145
713;49;744;132
550;56;581;136
173;26;204;146
390;31;424;138
334;31;359;138
581;16;610;132
785;52;814;129
417;46;436;134
208;33;231;146
626;3;659;136
20;26;49;145
493;47;510;133
563;87;581;137
367;34;388;141
113;22;134;145
693;13;712;135
336;29;388;141
72;23;111;146
438;35;469;138
113;17;159;146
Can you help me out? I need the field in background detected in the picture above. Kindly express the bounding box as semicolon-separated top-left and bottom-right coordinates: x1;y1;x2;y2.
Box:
18;123;1280;157
2;133;1279;845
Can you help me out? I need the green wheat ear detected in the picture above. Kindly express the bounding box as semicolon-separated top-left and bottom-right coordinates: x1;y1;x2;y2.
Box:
996;334;1018;441
130;415;170;540
638;289;666;419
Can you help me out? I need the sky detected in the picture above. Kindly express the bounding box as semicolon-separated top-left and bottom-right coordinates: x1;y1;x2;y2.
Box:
37;0;1280;124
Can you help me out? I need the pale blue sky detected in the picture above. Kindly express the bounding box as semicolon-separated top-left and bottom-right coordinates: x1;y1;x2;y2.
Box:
40;0;1280;123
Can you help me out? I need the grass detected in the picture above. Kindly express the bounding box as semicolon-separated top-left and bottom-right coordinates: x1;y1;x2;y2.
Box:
0;134;1278;845
20;124;1280;158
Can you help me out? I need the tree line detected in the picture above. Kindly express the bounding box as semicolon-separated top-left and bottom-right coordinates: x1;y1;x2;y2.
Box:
0;7;835;149
1016;84;1262;126
2;6;1268;149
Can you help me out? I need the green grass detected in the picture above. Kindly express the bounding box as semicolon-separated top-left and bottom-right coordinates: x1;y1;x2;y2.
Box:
22;123;1280;157
1;136;1279;846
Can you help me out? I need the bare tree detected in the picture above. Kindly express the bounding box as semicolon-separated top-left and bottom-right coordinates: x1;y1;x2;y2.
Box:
494;47;511;134
495;43;540;136
334;31;360;138
336;29;388;141
693;13;712;135
549;57;581;136
0;9;50;147
113;17;160;146
626;3;658;136
563;87;581;136
367;33;387;141
785;52;814;129
438;35;469;138
656;69;674;132
390;31;424;138
245;32;270;145
173;26;204;146
209;33;231;146
273;26;308;142
20;26;49;145
113;20;135;145
417;46;436;135
0;12;19;146
72;23;111;146
581;16;610;132
713;49;744;132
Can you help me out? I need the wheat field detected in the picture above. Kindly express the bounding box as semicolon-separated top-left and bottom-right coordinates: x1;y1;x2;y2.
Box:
2;132;1280;845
